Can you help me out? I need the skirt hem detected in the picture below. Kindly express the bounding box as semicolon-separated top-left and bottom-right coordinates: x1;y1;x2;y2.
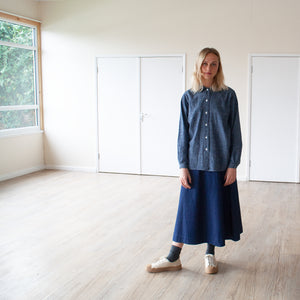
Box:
173;233;242;247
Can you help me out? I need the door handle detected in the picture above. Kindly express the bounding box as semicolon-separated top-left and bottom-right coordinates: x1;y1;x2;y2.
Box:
140;112;149;122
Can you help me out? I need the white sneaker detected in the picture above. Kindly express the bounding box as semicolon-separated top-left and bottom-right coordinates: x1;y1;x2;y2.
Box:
205;254;218;274
146;257;182;273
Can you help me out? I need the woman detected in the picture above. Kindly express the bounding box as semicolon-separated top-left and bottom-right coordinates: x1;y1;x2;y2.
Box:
146;48;243;274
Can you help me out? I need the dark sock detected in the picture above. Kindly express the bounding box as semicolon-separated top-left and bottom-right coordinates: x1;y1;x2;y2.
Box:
206;243;215;255
166;245;182;262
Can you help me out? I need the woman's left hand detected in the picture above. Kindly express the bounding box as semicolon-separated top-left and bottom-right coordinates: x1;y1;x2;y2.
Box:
224;168;236;186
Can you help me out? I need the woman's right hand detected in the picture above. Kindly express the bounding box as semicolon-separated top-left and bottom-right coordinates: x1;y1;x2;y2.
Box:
180;168;192;189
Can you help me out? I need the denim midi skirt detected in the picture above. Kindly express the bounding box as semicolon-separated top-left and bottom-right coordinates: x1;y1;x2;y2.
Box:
172;170;243;247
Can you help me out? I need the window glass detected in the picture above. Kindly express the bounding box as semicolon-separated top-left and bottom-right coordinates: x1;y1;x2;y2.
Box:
0;45;35;106
0;20;34;46
0;109;37;130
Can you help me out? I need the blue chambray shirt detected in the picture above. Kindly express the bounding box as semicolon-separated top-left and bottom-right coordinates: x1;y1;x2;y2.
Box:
178;86;242;171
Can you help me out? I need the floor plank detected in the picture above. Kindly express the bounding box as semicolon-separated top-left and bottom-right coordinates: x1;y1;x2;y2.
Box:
0;170;299;300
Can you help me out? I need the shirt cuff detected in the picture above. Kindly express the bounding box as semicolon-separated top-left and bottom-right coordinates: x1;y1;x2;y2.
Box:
228;162;239;169
179;163;189;169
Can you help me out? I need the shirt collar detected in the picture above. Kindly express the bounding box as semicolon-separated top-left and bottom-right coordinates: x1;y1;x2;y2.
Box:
199;86;210;92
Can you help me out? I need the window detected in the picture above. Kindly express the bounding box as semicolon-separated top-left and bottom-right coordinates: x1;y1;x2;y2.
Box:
0;13;42;135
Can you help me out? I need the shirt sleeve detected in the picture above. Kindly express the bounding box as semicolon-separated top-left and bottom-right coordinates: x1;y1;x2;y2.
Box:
177;93;190;168
228;91;242;169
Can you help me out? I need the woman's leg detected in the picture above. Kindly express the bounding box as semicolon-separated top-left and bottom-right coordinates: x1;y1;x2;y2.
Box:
172;241;184;248
205;243;218;274
166;242;184;262
205;243;215;255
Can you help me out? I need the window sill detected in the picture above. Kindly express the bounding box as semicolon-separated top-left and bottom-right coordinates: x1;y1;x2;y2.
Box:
0;127;43;139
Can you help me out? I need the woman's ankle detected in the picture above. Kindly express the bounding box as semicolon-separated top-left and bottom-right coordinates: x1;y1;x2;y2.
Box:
172;241;184;248
167;245;182;262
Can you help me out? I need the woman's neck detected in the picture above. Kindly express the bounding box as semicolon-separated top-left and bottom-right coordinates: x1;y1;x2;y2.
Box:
202;79;213;88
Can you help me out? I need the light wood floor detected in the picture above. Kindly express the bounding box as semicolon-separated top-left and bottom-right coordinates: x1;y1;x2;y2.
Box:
0;170;299;300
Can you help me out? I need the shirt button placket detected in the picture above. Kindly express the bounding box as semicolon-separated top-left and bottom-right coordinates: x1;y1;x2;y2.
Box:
204;90;210;166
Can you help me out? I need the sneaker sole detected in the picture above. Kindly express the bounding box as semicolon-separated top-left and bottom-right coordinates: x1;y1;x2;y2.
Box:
146;264;182;273
205;266;218;274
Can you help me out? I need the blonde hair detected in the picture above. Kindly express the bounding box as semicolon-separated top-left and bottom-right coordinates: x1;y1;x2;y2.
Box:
191;47;227;93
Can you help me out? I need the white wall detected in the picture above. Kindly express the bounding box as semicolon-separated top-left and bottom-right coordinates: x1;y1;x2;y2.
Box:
1;0;300;179
0;0;44;180
39;0;300;180
0;0;39;20
0;133;44;181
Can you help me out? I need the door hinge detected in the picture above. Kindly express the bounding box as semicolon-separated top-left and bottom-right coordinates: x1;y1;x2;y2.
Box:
98;153;100;160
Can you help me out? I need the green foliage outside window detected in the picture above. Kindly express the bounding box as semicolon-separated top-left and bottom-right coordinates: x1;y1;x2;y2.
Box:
0;20;34;46
0;110;36;129
0;20;38;130
0;45;35;106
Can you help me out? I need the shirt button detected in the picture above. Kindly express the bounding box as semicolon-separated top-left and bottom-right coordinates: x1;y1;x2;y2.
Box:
205;123;208;126
205;136;208;139
205;99;208;102
205;148;208;151
205;111;208;115
207;89;209;91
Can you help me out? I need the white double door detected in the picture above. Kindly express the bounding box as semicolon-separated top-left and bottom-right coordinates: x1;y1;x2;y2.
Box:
97;56;184;176
250;56;300;182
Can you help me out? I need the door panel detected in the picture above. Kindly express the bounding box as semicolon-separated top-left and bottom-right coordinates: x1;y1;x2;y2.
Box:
250;56;300;182
97;57;140;174
140;57;183;176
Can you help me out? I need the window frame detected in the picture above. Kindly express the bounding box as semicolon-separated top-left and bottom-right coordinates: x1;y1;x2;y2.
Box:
0;11;43;137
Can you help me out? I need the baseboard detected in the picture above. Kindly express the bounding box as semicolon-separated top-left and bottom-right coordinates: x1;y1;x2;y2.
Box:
0;165;45;181
0;166;249;181
45;165;97;173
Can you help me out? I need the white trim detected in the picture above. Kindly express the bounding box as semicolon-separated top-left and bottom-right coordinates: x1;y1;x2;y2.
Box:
296;59;300;182
0;127;42;138
95;57;100;172
0;40;37;51
246;54;253;181
46;165;97;173
0;105;38;111
138;57;142;175
96;54;186;58
250;53;300;58
0;165;45;182
182;54;186;93
0;10;41;24
33;39;40;125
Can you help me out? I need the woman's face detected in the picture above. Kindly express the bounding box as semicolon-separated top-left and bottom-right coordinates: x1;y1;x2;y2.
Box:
200;53;219;82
